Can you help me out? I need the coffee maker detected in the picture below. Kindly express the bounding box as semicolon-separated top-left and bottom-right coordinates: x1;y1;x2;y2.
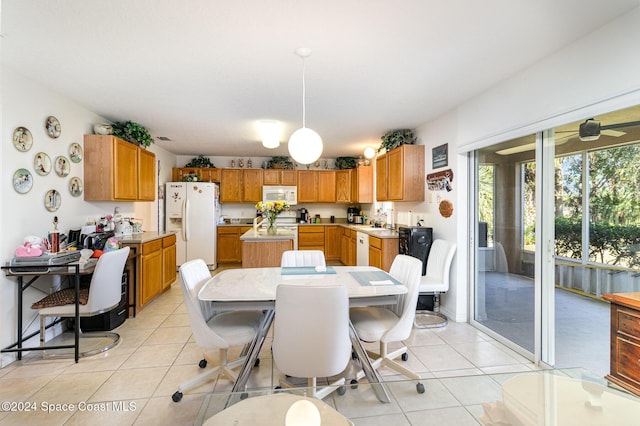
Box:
347;206;359;224
297;208;309;223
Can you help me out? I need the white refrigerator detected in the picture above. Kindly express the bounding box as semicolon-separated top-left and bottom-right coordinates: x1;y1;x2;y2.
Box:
165;182;219;270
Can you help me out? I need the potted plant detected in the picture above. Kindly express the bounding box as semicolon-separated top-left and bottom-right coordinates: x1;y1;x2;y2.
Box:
111;121;154;148
379;129;416;153
185;155;215;168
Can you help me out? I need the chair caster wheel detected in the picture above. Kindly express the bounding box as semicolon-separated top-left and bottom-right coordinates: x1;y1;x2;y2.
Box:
337;385;346;395
416;383;425;394
240;392;249;400
199;359;207;368
254;358;260;367
172;391;183;402
351;351;358;360
350;379;358;389
402;353;408;361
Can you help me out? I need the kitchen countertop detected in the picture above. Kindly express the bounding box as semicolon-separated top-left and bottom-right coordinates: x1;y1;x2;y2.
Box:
117;231;176;244
239;227;296;241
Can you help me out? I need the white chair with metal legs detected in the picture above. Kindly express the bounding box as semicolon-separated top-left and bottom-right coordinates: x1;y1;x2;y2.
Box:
172;259;265;402
350;255;425;393
414;239;457;328
32;246;130;358
272;284;352;400
280;250;326;267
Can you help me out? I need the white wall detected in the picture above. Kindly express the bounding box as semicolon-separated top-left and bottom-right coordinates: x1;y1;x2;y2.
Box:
0;68;177;365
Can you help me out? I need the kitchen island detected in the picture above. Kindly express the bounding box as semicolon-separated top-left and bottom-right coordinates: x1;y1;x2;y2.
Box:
239;227;296;268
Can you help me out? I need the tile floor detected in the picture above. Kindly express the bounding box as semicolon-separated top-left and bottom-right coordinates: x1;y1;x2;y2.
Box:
0;268;618;425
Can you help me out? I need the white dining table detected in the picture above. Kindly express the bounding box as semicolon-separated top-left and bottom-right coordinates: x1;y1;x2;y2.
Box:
198;265;407;404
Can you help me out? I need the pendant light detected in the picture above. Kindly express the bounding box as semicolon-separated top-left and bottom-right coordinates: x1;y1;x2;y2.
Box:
288;47;323;164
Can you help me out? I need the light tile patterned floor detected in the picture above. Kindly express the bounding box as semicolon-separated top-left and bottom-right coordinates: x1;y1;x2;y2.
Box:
0;268;596;425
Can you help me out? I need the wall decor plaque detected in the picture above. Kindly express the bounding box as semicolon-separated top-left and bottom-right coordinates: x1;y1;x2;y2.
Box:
69;143;83;163
45;189;61;212
13;168;33;194
13;127;33;152
54;156;70;177
69;177;83;197
45;116;61;138
34;152;52;176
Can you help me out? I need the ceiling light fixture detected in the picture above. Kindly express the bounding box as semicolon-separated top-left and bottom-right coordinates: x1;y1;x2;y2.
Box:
288;47;323;165
579;118;601;141
259;120;280;149
363;146;376;159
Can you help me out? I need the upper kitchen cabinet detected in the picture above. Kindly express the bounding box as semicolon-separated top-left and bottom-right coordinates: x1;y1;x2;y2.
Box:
84;135;156;201
242;169;263;202
376;144;424;202
297;170;336;203
220;168;243;203
263;169;297;186
336;166;373;203
171;167;221;183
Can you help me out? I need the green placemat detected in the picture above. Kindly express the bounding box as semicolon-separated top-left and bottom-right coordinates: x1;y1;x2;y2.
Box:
349;270;402;286
281;266;337;275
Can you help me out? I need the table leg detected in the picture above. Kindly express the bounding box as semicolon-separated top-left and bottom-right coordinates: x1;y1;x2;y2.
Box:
74;265;80;363
226;309;275;407
349;321;391;403
17;277;24;360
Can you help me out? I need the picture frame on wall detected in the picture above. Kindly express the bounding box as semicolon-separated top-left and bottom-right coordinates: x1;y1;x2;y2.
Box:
432;143;448;169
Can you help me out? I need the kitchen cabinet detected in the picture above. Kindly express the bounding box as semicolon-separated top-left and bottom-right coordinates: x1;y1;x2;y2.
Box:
297;170;336;203
340;228;356;266
324;226;342;260
217;226;251;263
376;144;424;202
162;234;177;290
220;169;243;203
263;169;297;186
298;225;325;251
336;166;373;203
242;169;263;202
122;234;177;309
84;135;156;201
603;293;640;396
368;235;399;272
171;167;220;182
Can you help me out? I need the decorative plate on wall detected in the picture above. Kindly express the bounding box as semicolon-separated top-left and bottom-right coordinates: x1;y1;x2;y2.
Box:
54;156;70;177
13;127;33;152
44;189;61;212
34;152;52;176
69;142;83;163
69;177;83;197
45;116;61;138
13;168;33;194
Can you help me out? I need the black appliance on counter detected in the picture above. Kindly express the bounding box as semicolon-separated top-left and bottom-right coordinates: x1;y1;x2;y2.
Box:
398;226;433;276
297;208;309;224
347;206;360;224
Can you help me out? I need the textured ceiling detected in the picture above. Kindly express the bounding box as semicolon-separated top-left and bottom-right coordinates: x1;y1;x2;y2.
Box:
2;0;638;159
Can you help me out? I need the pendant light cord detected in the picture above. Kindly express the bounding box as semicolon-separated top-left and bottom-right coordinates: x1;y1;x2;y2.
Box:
301;57;306;129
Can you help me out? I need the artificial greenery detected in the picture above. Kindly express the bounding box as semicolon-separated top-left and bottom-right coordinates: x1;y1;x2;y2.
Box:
185;155;215;168
182;172;200;182
111;121;154;147
335;156;357;169
267;156;295;169
379;129;417;153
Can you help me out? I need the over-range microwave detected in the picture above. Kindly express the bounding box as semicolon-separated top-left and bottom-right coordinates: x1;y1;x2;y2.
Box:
262;185;297;205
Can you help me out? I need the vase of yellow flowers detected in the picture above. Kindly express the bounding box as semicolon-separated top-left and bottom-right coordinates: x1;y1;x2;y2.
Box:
256;200;290;235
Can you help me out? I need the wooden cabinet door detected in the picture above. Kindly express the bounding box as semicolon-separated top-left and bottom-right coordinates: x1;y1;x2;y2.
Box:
162;244;176;290
376;155;388;201
138;148;156;201
217;227;241;262
387;148;404;200
369;245;382;269
297;171;317;202
317;171;336;203
340;231;350;265
220;169;243;203
141;249;163;305
263;170;279;185
324;226;342;260
336;170;351;203
353;166;373;203
298;226;325;251
114;138;139;200
281;170;297;185
242;169;263;202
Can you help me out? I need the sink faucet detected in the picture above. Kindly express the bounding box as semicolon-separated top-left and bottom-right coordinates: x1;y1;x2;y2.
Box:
253;217;263;232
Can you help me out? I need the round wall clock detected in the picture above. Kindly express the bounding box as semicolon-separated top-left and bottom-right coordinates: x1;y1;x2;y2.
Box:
13;169;33;194
45;116;61;138
34;152;52;176
13;127;33;152
69;142;83;163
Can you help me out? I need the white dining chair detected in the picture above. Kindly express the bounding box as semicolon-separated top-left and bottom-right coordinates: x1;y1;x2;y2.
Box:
272;284;351;400
414;239;457;328
280;250;327;267
31;246;130;358
350;254;425;393
172;259;265;402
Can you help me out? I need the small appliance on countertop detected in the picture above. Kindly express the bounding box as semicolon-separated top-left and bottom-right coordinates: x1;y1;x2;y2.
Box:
297;208;309;223
347;206;360;224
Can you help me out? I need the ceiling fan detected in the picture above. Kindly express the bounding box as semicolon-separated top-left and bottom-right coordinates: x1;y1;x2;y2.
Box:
558;118;640;142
